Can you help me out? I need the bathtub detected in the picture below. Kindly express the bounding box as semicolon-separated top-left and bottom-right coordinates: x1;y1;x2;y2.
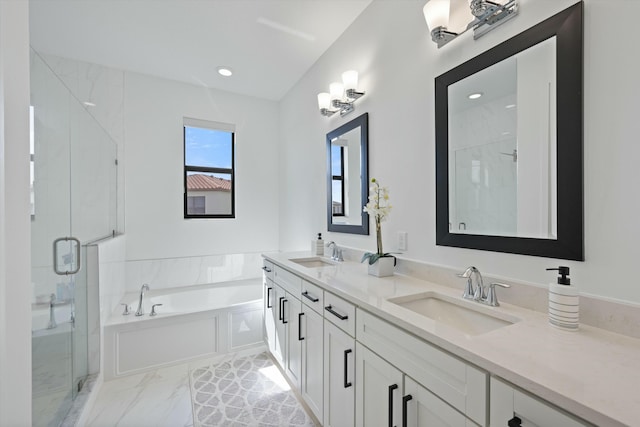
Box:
103;279;263;380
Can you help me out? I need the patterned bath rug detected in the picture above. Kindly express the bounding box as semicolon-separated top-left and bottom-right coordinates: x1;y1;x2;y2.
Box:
190;352;316;427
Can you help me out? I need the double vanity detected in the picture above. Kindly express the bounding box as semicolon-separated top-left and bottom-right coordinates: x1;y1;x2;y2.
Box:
262;252;640;427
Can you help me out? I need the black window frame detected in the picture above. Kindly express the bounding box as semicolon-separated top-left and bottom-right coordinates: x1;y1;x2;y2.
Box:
331;145;346;217
183;120;235;219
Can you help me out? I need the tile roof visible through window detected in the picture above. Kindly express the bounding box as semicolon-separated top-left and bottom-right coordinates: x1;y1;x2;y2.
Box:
187;174;231;191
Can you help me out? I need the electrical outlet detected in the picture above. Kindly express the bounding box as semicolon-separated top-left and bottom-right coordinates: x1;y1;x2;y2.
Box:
398;231;408;251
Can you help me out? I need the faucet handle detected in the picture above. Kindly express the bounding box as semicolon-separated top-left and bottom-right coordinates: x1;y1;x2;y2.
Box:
150;303;163;316
486;282;511;307
121;303;131;315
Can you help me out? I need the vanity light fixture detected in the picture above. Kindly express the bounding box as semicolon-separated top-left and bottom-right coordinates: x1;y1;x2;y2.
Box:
318;70;366;117
423;0;518;48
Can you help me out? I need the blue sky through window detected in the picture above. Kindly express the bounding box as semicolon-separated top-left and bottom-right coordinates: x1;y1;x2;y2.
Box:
185;126;232;168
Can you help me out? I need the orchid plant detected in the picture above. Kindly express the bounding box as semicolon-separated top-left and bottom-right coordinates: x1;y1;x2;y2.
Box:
361;178;394;265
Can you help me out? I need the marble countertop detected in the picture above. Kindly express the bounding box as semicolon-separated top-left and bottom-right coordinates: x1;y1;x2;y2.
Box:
263;252;640;427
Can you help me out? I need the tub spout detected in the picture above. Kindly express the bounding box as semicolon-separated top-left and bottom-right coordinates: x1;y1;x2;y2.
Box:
135;284;150;316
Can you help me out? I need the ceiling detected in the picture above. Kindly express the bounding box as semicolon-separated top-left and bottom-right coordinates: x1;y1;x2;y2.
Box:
29;0;373;101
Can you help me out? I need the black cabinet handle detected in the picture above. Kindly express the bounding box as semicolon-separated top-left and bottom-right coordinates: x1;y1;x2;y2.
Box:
508;416;522;427
266;287;273;308
325;305;348;321
262;266;272;272
298;312;305;341
278;297;284;320
302;291;319;302
343;349;352;388
388;384;398;427
402;394;413;427
282;299;288;324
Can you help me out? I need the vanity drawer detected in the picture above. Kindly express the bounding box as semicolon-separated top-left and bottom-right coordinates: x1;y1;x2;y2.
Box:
356;309;487;426
301;280;324;314
324;292;355;337
262;260;274;281
273;266;302;295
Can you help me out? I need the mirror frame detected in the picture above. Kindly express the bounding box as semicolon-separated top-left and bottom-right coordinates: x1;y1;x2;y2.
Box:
435;2;583;260
327;112;369;235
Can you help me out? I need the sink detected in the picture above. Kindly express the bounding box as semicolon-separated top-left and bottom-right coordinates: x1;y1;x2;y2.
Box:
289;257;336;268
388;292;520;336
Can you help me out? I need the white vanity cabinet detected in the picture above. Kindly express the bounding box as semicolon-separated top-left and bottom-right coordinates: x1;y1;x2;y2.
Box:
324;319;355;427
300;286;324;423
490;377;589;427
356;309;487;426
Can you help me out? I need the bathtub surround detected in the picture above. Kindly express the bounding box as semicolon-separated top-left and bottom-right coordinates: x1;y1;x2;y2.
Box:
190;352;316;427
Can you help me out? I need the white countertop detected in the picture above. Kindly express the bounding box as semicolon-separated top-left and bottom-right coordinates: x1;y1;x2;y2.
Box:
264;252;640;427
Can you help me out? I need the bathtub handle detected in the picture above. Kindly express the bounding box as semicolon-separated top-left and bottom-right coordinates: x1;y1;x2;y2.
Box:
150;304;163;317
282;299;288;324
298;312;305;341
278;297;285;321
266;287;273;308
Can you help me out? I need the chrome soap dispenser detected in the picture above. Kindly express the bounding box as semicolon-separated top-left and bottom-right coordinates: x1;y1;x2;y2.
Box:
546;266;579;331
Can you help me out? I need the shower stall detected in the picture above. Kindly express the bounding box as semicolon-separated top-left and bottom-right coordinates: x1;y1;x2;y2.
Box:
30;49;118;426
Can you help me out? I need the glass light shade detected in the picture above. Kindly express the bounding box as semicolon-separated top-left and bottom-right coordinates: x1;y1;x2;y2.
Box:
317;93;331;110
423;0;450;30
330;82;344;101
342;70;358;91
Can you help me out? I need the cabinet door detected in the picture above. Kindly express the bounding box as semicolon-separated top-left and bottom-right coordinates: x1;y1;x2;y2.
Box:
301;307;324;423
355;343;403;427
272;284;287;368
284;294;302;388
324;320;355;427
404;376;469;427
490;378;588;427
263;280;276;355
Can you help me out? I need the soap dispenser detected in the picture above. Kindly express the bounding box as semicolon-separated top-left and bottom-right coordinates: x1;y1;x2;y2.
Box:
546;266;579;331
313;233;324;256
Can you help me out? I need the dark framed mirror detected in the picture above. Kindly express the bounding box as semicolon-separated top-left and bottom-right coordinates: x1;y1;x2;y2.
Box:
327;112;369;235
435;2;583;260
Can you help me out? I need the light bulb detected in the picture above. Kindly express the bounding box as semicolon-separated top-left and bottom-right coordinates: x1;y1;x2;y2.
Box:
330;82;344;101
342;70;358;91
423;0;451;30
317;93;331;110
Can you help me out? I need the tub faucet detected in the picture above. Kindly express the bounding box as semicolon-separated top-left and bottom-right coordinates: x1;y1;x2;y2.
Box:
135;284;150;316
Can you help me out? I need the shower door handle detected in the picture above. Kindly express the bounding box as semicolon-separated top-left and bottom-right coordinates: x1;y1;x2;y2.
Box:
53;237;81;275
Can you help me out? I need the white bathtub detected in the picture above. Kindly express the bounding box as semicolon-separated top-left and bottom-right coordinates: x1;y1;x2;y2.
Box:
103;279;263;380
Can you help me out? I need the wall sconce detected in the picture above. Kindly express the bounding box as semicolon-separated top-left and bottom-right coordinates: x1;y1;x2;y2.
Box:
318;70;365;117
423;0;518;48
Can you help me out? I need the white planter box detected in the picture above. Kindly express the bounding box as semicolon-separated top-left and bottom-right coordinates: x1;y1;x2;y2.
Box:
367;256;395;277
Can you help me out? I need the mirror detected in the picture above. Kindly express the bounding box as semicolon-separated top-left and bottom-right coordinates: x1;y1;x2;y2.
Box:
327;112;369;235
435;3;583;260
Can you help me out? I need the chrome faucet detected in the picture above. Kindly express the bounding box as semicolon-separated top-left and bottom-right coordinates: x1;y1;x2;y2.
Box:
457;266;485;301
326;241;343;262
457;267;510;306
135;284;150;316
47;293;57;329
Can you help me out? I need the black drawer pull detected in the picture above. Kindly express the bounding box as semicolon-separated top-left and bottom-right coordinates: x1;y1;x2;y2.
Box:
262;266;272;273
298;312;305;341
266;287;273;308
508;416;522;427
282;299;288;324
302;291;319;302
388;384;398;427
325;305;348;320
278;297;284;320
343;349;352;388
402;394;413;427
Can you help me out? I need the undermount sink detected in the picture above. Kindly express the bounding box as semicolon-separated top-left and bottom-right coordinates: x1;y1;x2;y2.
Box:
289;257;336;268
388;292;520;336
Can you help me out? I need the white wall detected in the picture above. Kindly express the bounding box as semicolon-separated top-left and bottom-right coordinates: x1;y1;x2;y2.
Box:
124;71;280;261
0;0;32;424
279;0;640;305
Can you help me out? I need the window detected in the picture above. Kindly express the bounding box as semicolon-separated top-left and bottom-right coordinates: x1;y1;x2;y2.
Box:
183;118;235;218
331;144;345;216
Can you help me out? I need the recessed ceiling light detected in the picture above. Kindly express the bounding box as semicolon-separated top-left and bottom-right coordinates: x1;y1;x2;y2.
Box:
217;67;233;77
505;104;516;109
83;101;96;107
468;92;483;100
